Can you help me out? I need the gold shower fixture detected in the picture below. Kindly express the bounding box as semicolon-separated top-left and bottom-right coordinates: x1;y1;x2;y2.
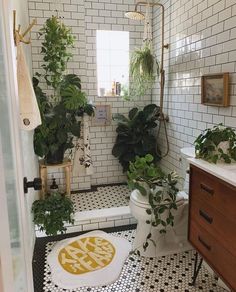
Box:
13;10;36;46
125;1;170;156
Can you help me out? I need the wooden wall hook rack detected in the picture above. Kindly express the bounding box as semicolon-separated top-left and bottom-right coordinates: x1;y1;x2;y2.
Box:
13;10;36;46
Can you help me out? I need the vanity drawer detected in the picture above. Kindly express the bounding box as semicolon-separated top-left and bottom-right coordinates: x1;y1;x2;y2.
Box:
190;197;236;257
189;220;236;291
190;165;236;223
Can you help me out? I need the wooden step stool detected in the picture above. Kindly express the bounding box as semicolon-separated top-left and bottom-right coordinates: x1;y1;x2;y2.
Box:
39;158;72;198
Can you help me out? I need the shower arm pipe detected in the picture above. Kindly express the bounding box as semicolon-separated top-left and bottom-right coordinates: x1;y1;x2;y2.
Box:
134;2;167;114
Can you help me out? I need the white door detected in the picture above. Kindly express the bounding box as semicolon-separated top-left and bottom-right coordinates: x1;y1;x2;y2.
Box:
0;0;34;291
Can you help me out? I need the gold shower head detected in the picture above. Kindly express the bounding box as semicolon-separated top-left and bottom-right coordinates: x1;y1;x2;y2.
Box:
125;10;145;20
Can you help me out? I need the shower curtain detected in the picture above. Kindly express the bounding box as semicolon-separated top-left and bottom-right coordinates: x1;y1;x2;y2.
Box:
72;115;93;176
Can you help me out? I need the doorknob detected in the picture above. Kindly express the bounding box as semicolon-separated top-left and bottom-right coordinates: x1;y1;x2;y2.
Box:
23;177;42;193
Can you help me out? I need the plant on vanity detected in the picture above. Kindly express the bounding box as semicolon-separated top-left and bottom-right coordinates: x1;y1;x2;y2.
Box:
32;192;74;236
195;124;236;164
33;16;94;164
127;154;179;251
112;104;161;172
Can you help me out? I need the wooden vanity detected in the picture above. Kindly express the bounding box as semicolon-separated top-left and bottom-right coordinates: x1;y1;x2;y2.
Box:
188;161;236;291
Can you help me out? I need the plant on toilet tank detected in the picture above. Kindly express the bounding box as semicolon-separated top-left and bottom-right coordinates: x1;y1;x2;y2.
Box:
127;154;179;253
33;16;94;164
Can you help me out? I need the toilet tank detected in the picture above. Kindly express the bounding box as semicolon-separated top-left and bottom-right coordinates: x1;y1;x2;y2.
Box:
180;147;195;195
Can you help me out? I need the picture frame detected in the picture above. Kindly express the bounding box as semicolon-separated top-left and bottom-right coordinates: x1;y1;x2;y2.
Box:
201;73;229;107
92;105;111;126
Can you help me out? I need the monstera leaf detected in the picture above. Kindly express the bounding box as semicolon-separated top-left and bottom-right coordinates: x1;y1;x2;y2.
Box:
61;85;87;110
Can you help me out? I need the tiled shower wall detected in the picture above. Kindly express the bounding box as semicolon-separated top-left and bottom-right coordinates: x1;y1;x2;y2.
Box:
28;0;150;190
152;0;236;175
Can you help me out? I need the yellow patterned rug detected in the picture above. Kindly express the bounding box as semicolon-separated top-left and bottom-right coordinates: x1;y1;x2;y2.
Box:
47;230;132;289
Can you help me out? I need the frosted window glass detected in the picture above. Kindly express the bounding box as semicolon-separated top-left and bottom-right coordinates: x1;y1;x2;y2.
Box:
96;30;129;97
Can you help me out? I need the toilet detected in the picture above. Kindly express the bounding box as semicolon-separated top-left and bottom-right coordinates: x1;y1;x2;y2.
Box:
129;147;195;257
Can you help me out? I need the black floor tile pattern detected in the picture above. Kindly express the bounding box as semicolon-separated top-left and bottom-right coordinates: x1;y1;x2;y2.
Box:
33;225;225;292
71;184;130;212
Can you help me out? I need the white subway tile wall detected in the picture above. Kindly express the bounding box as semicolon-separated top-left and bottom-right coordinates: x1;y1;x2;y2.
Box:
28;0;151;191
152;0;236;177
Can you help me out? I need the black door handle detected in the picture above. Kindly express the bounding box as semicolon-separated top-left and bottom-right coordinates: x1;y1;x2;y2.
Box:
23;177;42;193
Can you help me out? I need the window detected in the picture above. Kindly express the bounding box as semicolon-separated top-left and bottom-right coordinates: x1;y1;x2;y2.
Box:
96;30;129;97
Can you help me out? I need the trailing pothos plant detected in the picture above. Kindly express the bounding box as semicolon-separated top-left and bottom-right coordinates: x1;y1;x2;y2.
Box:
33;16;94;164
129;42;159;99
195;124;236;163
127;154;179;254
112;104;161;172
32;192;74;236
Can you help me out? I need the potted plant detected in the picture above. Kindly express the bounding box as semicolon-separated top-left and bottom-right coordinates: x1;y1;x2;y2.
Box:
195;124;236;163
33;16;94;164
32;192;74;236
112;104;161;172
129;43;159;98
127;154;179;251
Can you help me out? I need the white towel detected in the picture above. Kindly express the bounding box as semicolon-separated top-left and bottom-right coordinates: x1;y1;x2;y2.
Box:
17;42;41;130
72;114;93;176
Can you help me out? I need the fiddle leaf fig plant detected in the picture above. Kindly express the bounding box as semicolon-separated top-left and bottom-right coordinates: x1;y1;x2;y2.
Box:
129;43;159;99
112;104;161;172
32;192;74;236
128;154;179;252
195;124;236;164
34;16;94;164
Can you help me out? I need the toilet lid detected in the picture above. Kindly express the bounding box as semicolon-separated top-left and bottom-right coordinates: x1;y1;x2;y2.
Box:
130;189;188;208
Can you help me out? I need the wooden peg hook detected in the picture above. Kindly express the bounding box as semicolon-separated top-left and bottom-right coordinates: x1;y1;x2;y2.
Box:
13;10;36;46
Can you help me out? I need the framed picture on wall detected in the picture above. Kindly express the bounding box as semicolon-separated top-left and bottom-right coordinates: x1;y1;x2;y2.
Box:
201;73;229;106
92;105;111;126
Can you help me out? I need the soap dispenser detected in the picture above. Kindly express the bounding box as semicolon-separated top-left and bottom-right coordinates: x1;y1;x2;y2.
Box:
50;177;58;194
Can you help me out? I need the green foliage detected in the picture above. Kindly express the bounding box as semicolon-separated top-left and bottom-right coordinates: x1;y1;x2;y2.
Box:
127;154;164;193
33;16;94;162
32;192;74;236
128;154;179;251
39;16;75;91
129;43;159;99
195;124;236;164
112;104;161;172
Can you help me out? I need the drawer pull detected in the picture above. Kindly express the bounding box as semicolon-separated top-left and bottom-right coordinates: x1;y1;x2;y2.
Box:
198;236;211;251
200;183;214;195
199;209;213;224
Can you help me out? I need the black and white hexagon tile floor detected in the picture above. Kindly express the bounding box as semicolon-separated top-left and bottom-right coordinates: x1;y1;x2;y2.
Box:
33;227;226;292
71;185;130;212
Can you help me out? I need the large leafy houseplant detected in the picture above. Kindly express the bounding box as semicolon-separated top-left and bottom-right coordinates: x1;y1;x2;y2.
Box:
129;43;159;99
128;154;179;252
112;104;161;172
195;124;236;163
34;16;94;164
32;192;74;236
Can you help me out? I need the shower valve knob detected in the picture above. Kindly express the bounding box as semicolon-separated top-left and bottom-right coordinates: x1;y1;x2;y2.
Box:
24;177;42;193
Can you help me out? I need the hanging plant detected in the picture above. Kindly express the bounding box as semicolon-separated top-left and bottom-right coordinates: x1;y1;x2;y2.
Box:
195;124;236;163
129;42;159;98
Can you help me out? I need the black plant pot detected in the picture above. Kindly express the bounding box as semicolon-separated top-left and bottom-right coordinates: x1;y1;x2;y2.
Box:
45;145;65;165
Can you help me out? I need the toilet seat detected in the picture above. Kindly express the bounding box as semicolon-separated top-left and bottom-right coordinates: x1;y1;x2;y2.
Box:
130;190;188;209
